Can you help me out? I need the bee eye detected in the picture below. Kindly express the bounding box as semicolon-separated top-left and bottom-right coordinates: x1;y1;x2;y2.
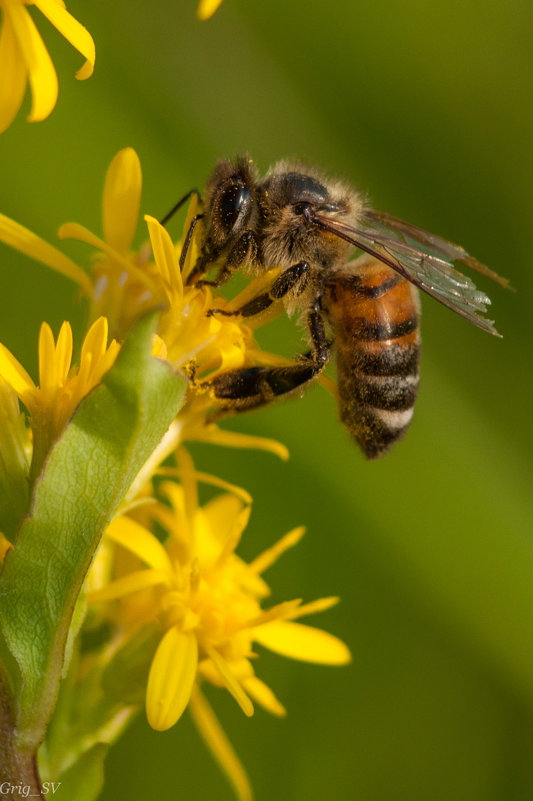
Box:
217;182;251;233
293;202;312;216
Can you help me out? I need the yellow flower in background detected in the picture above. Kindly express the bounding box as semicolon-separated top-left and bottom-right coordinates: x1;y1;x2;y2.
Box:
0;377;31;481
0;531;12;561
0;316;119;478
0;0;95;133
88;451;350;801
197;0;225;21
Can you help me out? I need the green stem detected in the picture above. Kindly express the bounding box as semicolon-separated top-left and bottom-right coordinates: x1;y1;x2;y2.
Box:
0;678;43;797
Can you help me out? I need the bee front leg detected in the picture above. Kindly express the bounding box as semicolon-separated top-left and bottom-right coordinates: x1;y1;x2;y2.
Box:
207;260;310;318
159;188;202;227
179;213;204;271
188;230;259;288
158;190;205;273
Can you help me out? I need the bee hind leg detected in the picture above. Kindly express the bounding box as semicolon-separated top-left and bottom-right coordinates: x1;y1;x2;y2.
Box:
209;360;322;414
208;297;329;412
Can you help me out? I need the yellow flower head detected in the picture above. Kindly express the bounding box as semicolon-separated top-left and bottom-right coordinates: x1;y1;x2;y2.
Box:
0;0;95;133
0;316;119;478
0;149;296;461
88;451;350;799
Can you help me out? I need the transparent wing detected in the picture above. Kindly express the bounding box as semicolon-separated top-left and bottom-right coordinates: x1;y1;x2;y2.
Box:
314;209;508;337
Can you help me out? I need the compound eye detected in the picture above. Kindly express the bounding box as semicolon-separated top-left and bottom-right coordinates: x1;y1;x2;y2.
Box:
218;182;252;234
293;202;312;216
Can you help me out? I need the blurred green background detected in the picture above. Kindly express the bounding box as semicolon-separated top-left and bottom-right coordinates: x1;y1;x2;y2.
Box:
1;0;533;798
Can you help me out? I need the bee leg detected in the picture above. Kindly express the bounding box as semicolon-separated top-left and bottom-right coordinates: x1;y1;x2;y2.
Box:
207;260;310;318
159;188;202;227
179;213;204;271
307;299;329;367
209;296;329;411
191;230;259;288
209;362;322;412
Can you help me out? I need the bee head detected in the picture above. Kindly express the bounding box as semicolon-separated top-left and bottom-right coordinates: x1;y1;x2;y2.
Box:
203;156;259;249
259;163;361;269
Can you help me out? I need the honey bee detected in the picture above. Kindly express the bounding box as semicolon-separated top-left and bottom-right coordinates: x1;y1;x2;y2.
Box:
167;156;508;458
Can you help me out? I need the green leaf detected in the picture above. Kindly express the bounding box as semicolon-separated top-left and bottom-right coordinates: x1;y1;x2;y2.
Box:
55;743;108;801
102;626;160;707
0;313;186;754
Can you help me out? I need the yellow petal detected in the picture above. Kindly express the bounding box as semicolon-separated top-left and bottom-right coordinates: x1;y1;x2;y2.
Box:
0;10;27;133
317;371;338;399
76;317;120;391
79;316;109;365
208;338;247;376
242;676;286;718
3;2;58;122
0;213;92;294
254;621;352;665
145;215;183;300
0;343;36;401
218;504;251;559
55;320;74;385
176;446;198;519
146;627;198;731
0;533;13;564
179;194;203;283
58;222;154;289
203;493;243;537
158;467;253;506
246;599;302;629
249;526;305;575
33;0;95;79
197;0;225;21
193;425;289;461
38;320;71;391
206;648;254;717
288;596;340;620
106;516;173;572
189;687;252;801
103;149;142;254
87;568;169;602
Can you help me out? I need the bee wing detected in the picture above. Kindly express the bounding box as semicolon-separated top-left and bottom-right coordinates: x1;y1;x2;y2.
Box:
361;210;510;289
314;210;507;337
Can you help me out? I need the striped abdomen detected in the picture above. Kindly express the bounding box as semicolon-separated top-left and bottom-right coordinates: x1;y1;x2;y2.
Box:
326;257;420;459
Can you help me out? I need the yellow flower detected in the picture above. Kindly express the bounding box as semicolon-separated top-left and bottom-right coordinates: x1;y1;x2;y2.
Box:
88;452;350;801
0;531;12;562
0;316;119;479
0;0;95;133
197;0;225;21
0;377;31;538
0;376;30;482
0;148;295;460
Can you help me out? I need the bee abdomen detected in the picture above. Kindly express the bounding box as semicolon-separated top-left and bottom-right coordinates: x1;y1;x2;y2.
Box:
338;344;420;459
328;262;420;459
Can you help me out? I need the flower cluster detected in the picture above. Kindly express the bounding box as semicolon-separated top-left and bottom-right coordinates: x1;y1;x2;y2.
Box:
88;451;349;800
0;146;349;800
0;148;292;465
